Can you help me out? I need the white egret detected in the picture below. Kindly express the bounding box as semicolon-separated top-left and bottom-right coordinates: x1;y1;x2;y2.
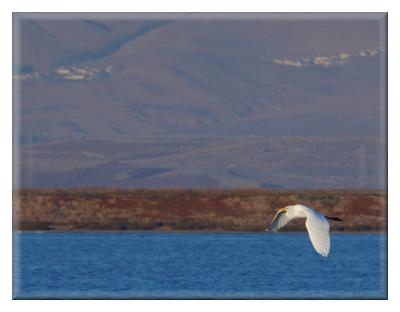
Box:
268;204;342;257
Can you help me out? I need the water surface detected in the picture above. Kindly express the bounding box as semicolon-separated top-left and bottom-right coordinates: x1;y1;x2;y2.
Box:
13;232;387;299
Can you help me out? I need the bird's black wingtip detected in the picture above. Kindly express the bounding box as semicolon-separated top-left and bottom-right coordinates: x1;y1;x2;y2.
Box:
325;216;343;222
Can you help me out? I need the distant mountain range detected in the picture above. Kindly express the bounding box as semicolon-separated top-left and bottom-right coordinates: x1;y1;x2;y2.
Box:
13;13;387;189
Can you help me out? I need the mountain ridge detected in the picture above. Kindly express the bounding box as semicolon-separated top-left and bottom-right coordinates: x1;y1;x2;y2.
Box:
13;14;387;189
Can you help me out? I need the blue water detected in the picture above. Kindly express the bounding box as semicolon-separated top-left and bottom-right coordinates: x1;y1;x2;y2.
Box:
13;232;387;299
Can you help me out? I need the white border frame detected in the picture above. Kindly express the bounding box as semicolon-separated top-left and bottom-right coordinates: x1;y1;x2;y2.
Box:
1;0;399;311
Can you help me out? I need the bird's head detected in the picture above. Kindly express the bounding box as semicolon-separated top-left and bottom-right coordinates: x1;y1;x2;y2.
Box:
275;207;288;213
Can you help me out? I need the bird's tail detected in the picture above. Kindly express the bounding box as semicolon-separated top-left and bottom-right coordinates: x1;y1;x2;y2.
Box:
325;216;343;221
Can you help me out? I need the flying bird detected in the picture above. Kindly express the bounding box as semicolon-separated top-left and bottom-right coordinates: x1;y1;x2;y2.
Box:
268;204;343;257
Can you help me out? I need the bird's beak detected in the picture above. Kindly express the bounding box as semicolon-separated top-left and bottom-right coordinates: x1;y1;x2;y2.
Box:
275;207;288;213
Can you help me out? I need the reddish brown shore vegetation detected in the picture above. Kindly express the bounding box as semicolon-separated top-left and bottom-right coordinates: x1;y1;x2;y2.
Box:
14;189;387;232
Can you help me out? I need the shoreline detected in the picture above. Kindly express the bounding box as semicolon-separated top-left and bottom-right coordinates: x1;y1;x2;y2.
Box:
14;188;387;233
13;229;387;234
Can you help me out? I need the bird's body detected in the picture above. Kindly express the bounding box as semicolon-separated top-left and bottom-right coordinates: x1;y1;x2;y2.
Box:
269;204;342;257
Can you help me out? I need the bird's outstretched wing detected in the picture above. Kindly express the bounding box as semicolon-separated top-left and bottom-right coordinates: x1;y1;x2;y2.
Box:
305;213;330;257
270;210;291;232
